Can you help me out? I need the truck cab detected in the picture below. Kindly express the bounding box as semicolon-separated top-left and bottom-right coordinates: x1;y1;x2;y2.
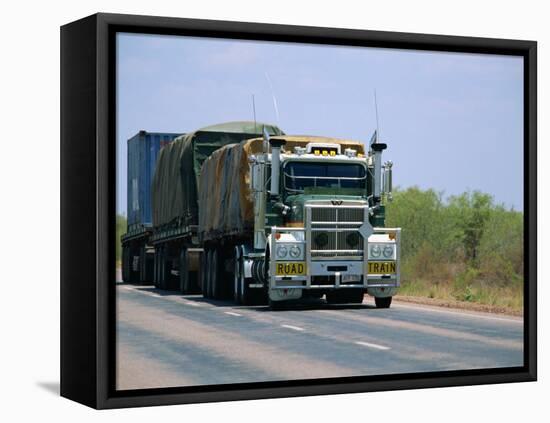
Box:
252;135;400;307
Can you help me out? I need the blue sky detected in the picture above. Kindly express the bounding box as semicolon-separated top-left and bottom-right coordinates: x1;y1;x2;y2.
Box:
116;33;523;215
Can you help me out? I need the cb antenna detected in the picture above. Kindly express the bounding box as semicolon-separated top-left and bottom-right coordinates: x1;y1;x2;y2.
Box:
265;72;280;127
369;90;381;149
374;89;380;143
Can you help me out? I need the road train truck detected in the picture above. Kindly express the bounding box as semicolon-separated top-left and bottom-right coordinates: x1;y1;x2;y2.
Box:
123;120;401;308
196;129;401;308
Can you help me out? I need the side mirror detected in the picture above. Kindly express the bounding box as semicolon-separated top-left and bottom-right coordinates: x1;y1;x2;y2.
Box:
383;160;393;201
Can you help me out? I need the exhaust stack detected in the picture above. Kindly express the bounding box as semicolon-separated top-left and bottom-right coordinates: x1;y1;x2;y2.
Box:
383;160;393;201
267;131;286;198
371;141;387;203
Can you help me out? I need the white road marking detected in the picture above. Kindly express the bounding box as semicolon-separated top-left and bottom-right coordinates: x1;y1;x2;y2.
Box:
224;311;242;317
281;324;305;332
355;341;391;351
392;302;523;324
182;300;202;307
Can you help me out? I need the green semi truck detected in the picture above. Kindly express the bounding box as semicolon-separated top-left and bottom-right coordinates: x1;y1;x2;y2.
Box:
123;120;401;308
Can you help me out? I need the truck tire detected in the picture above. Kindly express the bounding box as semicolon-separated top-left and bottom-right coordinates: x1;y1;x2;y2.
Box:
159;247;170;291
152;249;158;288
205;249;213;298
139;246;147;284
375;296;392;308
121;246;129;283
241;274;253;306
154;249;161;289
199;250;207;296
146;250;154;282
158;247;165;290
164;251;176;290
211;248;220;299
179;248;190;294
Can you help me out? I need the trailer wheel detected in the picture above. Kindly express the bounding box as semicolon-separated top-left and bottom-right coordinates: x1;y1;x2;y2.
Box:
159;247;171;291
139;246;147;284
205;249;213;298
199;250;207;296
179;249;190;294
144;248;154;283
158;247;166;290
211;248;220;299
154;248;161;289
152;249;158;288
375;296;392;308
121;246;129;283
210;248;219;298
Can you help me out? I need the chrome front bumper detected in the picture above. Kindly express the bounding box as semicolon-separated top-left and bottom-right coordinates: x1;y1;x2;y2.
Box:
269;225;401;290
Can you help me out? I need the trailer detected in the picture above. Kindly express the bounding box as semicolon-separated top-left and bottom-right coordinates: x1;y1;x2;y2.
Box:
150;121;284;292
121;131;182;283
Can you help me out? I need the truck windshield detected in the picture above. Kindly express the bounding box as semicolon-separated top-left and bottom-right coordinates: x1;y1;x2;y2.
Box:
284;162;366;193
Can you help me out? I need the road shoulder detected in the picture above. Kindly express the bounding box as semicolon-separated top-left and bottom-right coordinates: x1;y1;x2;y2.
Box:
393;295;523;318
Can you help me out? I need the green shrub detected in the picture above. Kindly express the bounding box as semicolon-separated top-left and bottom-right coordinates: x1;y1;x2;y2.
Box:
385;187;523;311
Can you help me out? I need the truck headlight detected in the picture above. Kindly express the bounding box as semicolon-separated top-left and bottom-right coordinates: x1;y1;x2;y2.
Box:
276;245;288;259
370;245;382;258
383;245;394;258
289;245;301;258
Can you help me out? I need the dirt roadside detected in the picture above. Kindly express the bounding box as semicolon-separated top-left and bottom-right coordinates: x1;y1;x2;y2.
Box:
392;295;523;317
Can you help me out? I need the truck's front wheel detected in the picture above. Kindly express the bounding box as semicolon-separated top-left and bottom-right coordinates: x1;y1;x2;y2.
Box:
375;296;392;308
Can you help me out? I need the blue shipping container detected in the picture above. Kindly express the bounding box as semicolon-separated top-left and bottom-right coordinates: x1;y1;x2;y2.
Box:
127;131;182;230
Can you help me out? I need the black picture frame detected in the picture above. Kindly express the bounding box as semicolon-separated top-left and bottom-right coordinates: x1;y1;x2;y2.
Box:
60;12;537;409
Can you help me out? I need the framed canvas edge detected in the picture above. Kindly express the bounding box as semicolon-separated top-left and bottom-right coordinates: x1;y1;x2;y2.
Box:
60;12;537;410
60;13;99;409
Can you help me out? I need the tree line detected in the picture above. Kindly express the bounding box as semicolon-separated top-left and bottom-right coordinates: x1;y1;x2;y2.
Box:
385;187;523;310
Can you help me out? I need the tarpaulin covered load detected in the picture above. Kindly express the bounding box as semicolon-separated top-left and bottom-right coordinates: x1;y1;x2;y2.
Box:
198;135;366;241
151;121;283;228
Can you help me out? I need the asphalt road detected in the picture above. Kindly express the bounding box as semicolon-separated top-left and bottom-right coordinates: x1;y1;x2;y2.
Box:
116;283;524;391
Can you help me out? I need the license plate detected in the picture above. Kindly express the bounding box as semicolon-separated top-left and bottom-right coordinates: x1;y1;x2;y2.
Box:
276;262;307;276
368;261;396;274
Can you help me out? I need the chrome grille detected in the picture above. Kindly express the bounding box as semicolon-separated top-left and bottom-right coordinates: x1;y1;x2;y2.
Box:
308;205;366;259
